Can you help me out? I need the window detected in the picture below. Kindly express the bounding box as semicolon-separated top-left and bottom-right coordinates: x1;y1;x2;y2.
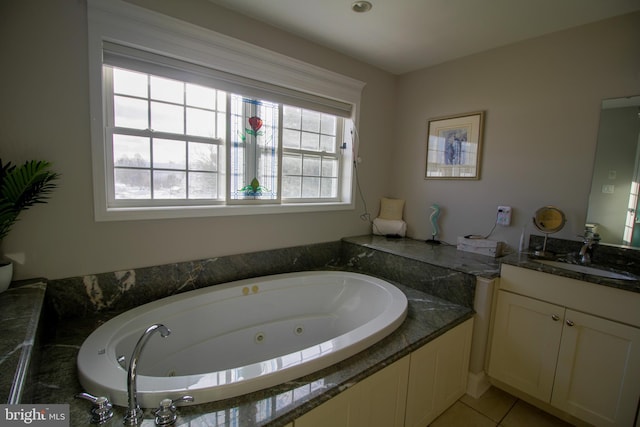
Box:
87;0;364;220
105;64;346;207
282;106;341;200
107;67;226;203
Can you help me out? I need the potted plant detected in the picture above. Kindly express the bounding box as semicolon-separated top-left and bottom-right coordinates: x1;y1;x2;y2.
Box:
0;159;59;292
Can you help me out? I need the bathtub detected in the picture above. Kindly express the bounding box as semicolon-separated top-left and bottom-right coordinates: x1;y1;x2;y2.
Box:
77;271;408;408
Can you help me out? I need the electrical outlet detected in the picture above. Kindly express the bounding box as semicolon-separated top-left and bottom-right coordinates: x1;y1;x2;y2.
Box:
497;206;511;226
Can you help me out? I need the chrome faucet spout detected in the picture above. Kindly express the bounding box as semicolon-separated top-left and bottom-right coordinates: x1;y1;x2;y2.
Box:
123;324;171;425
579;234;600;265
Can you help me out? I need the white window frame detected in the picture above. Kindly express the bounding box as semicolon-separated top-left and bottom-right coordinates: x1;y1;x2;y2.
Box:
104;66;228;206
87;0;365;221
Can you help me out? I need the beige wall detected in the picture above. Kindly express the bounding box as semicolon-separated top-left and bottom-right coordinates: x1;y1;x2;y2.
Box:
393;12;640;250
2;1;638;281
0;0;396;280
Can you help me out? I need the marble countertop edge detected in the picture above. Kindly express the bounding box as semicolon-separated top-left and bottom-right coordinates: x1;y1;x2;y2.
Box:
0;280;47;404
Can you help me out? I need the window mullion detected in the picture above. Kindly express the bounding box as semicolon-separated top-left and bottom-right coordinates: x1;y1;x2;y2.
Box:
104;67;117;204
276;104;283;203
283;147;339;158
147;73;154;198
225;93;232;202
246;101;257;194
336;118;344;200
182;81;189;199
112;127;221;145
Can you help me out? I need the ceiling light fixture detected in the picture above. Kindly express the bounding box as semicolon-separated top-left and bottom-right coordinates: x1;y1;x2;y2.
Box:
351;1;373;13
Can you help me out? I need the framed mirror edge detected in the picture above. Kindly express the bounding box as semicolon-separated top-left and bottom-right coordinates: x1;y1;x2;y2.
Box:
585;94;640;249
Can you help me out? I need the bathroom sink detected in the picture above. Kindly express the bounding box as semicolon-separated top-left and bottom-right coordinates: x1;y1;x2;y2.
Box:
536;260;637;281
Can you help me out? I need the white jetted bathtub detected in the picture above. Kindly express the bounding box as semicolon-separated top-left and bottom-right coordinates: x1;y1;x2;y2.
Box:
77;271;408;407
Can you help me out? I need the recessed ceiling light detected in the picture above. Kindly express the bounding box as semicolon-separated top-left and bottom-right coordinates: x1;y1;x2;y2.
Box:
352;1;373;13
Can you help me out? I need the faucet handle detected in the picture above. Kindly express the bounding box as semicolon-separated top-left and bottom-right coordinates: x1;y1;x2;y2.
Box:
75;393;114;425
154;395;194;426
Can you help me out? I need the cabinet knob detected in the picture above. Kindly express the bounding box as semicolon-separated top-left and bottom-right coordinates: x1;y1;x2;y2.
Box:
551;314;560;321
566;319;575;327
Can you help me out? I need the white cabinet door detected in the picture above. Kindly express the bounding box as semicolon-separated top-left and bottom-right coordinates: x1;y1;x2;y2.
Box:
405;318;473;427
355;355;409;427
552;309;640;427
294;387;353;427
294;355;410;427
488;290;563;402
296;320;473;427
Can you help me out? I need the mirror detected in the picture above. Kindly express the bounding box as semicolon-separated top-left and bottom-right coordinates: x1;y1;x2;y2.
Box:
533;206;566;256
586;95;640;248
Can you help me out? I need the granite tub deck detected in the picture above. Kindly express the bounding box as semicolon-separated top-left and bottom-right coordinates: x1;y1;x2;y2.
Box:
0;280;46;405
35;283;473;426
45;236;498;320
341;235;501;281
32;235;498;426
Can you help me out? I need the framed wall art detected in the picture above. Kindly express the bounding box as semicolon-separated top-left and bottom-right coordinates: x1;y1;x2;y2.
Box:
425;111;485;179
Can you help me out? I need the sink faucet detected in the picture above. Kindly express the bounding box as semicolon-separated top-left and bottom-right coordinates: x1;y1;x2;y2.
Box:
123;324;171;425
579;234;600;264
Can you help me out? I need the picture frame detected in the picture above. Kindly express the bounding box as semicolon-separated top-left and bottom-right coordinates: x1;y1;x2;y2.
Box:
425;111;485;179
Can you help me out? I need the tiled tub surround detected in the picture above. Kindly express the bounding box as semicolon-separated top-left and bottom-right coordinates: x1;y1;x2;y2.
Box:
30;236;491;426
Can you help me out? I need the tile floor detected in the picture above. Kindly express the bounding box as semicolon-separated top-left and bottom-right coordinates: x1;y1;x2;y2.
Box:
430;387;575;427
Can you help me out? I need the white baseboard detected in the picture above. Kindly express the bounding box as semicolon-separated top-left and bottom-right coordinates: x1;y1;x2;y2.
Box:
466;371;491;399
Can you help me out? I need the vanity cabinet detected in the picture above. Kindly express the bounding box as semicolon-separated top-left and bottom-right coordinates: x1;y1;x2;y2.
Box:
489;264;640;427
295;319;473;427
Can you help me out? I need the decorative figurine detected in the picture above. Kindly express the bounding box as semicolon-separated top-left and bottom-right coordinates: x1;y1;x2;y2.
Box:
426;203;441;245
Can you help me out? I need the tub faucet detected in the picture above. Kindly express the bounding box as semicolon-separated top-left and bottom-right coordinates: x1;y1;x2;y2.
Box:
123;324;171;426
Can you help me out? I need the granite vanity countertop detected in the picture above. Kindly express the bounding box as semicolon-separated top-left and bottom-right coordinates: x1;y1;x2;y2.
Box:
0;280;46;404
500;252;640;294
34;281;473;426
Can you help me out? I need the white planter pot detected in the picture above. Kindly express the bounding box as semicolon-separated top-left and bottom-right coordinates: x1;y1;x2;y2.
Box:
0;261;13;293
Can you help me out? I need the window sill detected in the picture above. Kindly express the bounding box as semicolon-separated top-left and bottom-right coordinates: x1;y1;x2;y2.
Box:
96;201;355;221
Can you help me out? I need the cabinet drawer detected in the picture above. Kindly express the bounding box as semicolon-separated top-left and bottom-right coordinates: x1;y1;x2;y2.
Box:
500;264;640;327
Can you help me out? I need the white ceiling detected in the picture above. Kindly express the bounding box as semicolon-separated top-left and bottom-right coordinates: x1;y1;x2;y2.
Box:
208;0;640;75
